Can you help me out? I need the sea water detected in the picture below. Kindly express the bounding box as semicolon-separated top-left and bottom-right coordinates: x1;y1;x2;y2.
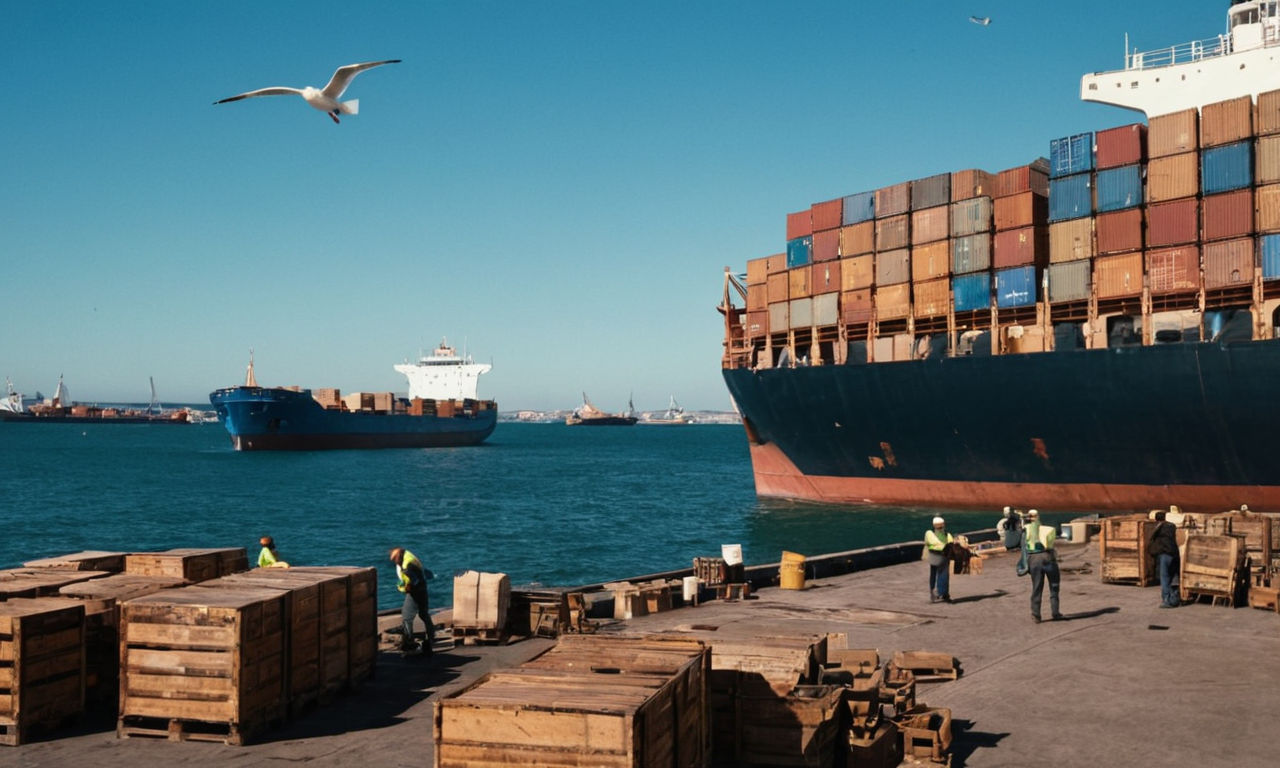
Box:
0;421;1016;609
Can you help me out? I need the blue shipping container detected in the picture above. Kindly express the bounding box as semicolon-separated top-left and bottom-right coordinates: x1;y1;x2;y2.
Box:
996;266;1038;308
1048;173;1093;222
786;236;812;268
1050;133;1094;178
1262;234;1280;280
952;272;992;312
1095;165;1143;212
1201;141;1253;195
841;191;875;225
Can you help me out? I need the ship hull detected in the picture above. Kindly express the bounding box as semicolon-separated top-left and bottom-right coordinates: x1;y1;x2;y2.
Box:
210;387;496;451
568;417;638;426
723;340;1280;513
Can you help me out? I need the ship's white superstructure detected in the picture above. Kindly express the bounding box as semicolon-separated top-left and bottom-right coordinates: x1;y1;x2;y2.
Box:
1;378;24;414
1082;0;1280;117
393;339;491;401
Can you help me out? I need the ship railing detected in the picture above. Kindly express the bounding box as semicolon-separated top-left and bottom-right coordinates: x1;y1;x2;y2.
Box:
1126;35;1230;71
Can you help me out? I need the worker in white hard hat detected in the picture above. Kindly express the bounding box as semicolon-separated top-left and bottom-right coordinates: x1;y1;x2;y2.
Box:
924;516;954;603
1023;510;1062;623
996;506;1023;550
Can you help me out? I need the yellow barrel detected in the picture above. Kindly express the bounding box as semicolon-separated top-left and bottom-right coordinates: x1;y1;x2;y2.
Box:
780;550;806;590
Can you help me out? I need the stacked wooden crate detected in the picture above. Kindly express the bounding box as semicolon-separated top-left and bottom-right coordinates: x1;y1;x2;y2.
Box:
1181;534;1248;605
1205;509;1276;584
290;566;376;686
23;551;127;572
0;568;111;600
452;570;510;644
1098;514;1158;585
0;599;85;746
434;635;710;768
124;547;248;583
117;586;286;744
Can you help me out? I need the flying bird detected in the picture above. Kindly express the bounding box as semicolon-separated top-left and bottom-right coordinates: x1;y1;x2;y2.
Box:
969;15;991;26
214;60;402;123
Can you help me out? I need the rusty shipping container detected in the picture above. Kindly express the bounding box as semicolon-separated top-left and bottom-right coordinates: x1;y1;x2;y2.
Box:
1095;251;1144;298
1200;95;1253;148
1147;152;1199;203
745;310;767;338
811;260;841;294
1257;183;1280;232
745;255;774;285
996;226;1050;268
1203;238;1256;288
911;173;951;210
994;161;1050;198
951;197;993;237
874;283;911;319
1202;188;1254;242
1048;218;1095;264
811;198;843;232
913;278;950;318
876;215;910;251
911;205;950;245
766;272;789;304
1048;258;1092;302
786;210;812;240
1147;245;1201;294
768;301;788;333
1096;208;1144;255
790;297;813;329
842;289;873;325
952;169;996;201
994;191;1048;231
1148;108;1198;158
813;292;839;327
1258;88;1280;136
840;221;875;256
875;182;911;218
875;248;911;285
911;240;950;283
789;266;812;299
841;255;874;291
746;283;767;311
1257;135;1280;184
1147;198;1200;247
812;228;839;262
1095;123;1147;169
952;233;992;274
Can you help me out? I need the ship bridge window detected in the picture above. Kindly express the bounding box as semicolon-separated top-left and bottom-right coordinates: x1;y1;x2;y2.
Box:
1053;322;1085;351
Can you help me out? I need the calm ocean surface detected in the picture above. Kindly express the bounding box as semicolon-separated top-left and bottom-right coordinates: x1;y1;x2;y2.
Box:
0;421;1019;610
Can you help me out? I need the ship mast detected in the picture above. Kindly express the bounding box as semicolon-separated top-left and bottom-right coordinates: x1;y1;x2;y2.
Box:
245;349;258;387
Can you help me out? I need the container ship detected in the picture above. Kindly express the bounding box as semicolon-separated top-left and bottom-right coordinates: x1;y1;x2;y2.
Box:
210;341;496;450
0;376;190;424
565;393;638;426
719;2;1280;514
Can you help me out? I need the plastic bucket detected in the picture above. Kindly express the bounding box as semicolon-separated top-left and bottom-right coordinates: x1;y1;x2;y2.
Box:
722;544;743;566
780;551;806;590
682;575;699;602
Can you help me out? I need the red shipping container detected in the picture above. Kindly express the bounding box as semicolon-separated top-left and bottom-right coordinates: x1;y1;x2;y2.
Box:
875;182;911;218
994;163;1050;198
1147;245;1201;294
840;222;875;256
994;192;1048;230
745;310;767;338
787;210;812;240
811;198;843;232
1203;238;1255;288
876;215;910;251
913;278;950;318
911;240;950;283
994;226;1048;268
1094;251;1144;298
812;228;840;262
910;205;949;245
1146;198;1200;247
841;289;873;325
1095;123;1147;169
1202;188;1254;242
1096;208;1144;255
811;260;842;294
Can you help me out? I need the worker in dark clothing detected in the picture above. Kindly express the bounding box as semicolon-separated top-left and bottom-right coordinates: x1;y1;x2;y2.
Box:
1149;510;1181;608
390;547;434;656
1024;509;1062;623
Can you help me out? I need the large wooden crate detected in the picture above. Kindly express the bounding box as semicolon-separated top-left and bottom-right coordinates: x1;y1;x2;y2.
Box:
1181;534;1248;605
0;568;111;601
289;567;375;686
1099;515;1157;585
435;636;710;768
452;570;510;637
117;586;286;745
1206;512;1276;582
0;598;86;745
736;685;844;767
124;547;248;583
24;551;127;572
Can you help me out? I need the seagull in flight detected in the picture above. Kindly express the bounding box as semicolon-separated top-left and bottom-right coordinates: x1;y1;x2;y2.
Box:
969;15;991;26
214;60;401;123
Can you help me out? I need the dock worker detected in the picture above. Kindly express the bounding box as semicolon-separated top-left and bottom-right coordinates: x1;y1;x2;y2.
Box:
1024;510;1062;622
390;546;434;656
996;506;1023;550
1148;510;1181;608
257;536;288;568
924;516;953;603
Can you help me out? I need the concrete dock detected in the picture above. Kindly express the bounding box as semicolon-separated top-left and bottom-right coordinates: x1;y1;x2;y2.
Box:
11;538;1280;767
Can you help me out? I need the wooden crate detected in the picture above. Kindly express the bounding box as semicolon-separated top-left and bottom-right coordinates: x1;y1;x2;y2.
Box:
1181;534;1247;605
507;589;569;637
896;706;953;763
117;586;286;745
1099;515;1157;585
693;557;727;586
1206;512;1276;582
452;571;510;632
737;685;844;767
289;567;375;686
0;598;86;745
124;547;247;583
890;650;959;682
846;721;901;768
23;551;127;572
0;568;111;601
1247;584;1280;612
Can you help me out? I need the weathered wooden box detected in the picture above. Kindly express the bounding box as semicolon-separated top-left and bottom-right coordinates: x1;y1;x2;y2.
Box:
1181;534;1247;604
24;551;128;572
737;685;844;767
289;566;375;686
452;571;510;631
1099;515;1157;585
897;705;953;763
124;548;248;583
117;586;286;744
0;598;86;745
846;721;900;768
0;568;111;601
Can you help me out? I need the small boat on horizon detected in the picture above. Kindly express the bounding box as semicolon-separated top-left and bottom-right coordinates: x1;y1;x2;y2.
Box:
565;393;638;426
640;396;695;425
0;375;190;424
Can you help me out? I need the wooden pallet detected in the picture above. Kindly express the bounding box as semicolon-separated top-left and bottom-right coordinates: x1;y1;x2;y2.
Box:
891;650;960;683
0;711;79;747
451;626;506;645
1247;585;1280;613
116;714;281;746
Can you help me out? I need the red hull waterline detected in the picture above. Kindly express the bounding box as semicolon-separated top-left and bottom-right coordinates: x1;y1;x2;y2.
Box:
748;440;1274;514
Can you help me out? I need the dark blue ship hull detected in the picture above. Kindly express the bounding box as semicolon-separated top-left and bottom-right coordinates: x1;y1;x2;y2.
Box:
209;386;496;451
722;339;1280;512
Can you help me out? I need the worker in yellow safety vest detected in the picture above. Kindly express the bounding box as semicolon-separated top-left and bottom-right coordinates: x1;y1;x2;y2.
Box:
924;516;953;603
257;536;288;568
1023;510;1062;623
390;547;434;656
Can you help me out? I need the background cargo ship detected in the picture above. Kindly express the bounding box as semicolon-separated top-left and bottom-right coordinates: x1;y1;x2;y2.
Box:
210;341;496;450
720;2;1280;513
0;376;190;424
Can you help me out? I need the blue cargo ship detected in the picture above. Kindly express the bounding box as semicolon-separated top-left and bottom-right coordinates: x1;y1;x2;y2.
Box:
210;342;496;451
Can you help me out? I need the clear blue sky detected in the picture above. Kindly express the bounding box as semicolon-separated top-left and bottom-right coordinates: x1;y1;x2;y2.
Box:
3;1;1216;410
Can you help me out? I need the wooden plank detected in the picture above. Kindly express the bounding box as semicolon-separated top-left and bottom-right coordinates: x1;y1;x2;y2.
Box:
23;551;127;572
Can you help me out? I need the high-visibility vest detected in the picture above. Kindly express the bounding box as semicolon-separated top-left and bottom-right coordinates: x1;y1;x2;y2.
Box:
924;529;953;552
1025;522;1056;553
396;550;422;592
258;546;277;568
